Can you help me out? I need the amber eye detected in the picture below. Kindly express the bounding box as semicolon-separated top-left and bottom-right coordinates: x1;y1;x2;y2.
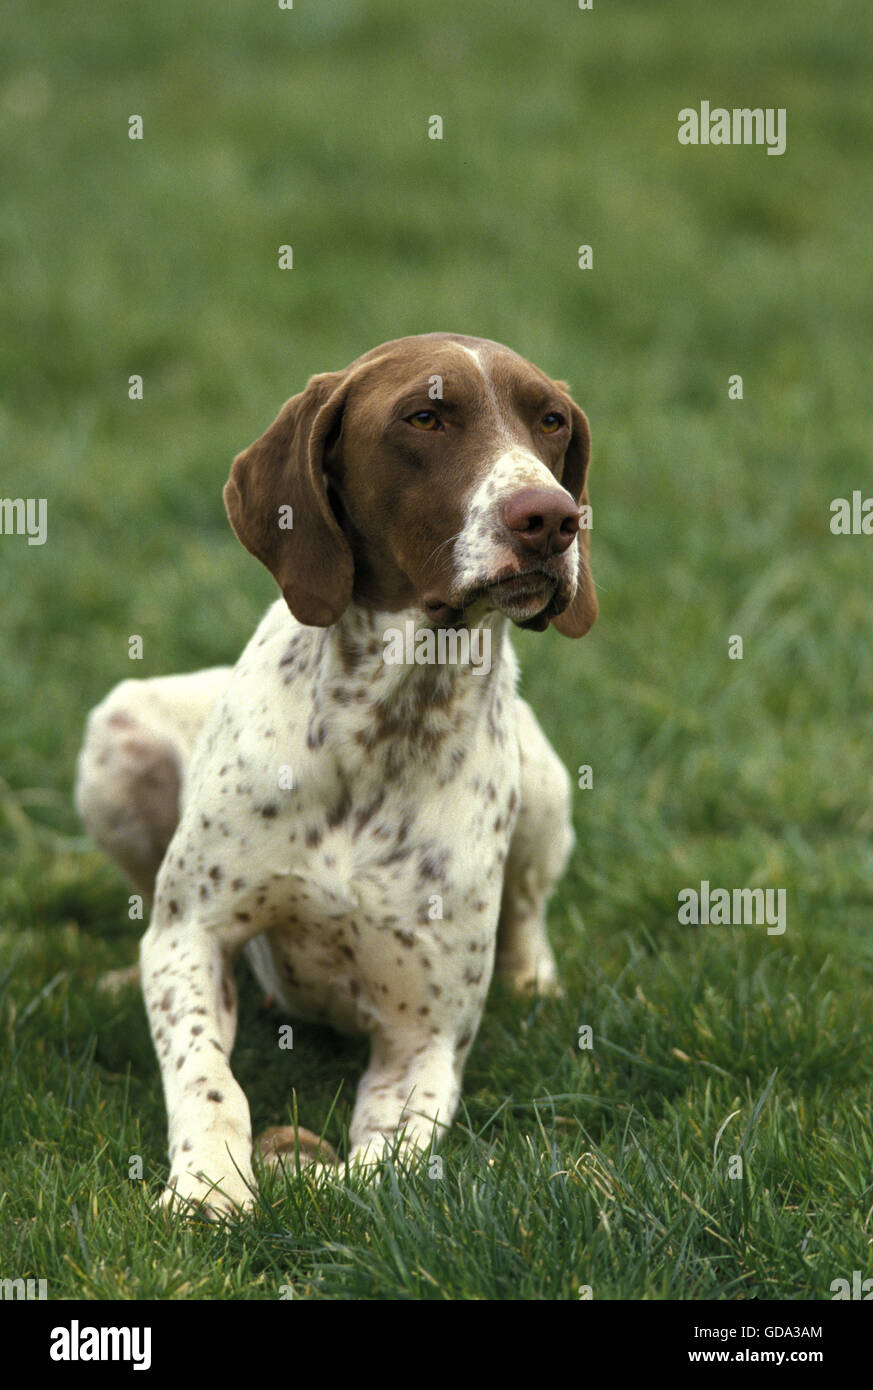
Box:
407;410;441;430
541;412;565;433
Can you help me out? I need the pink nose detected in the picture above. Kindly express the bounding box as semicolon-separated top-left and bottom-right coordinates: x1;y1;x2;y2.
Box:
503;487;579;556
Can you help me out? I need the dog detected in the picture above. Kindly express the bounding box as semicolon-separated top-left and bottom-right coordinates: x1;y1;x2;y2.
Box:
75;332;597;1215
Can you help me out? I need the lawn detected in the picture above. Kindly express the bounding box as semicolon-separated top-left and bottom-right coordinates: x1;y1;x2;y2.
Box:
1;0;872;1300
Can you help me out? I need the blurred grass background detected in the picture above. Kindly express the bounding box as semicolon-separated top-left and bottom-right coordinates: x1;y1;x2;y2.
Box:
1;0;872;1299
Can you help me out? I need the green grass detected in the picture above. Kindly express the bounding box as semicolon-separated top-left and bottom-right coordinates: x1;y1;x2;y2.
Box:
1;0;872;1299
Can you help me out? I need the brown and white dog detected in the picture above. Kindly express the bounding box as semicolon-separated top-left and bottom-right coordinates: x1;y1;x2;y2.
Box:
75;332;597;1216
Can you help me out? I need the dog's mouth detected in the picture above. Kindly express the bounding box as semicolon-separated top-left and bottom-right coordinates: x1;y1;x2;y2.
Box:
486;570;556;616
424;563;571;629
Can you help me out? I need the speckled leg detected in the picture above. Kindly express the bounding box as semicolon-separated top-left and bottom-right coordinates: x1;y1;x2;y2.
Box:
140;914;256;1217
495;698;572;995
345;1030;463;1171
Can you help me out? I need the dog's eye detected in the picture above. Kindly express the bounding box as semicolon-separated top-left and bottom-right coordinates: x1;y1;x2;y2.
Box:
540;412;565;433
407;410;441;431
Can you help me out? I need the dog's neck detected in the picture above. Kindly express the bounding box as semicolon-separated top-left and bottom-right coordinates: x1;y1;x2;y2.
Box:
302;602;517;766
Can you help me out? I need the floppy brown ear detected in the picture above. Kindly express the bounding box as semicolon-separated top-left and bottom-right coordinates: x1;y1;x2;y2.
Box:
552;398;598;639
223;371;354;627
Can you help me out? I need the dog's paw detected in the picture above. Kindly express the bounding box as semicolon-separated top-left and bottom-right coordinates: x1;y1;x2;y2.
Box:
158;1164;256;1221
497;955;563;998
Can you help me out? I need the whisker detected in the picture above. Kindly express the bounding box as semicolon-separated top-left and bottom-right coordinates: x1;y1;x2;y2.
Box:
423;529;465;574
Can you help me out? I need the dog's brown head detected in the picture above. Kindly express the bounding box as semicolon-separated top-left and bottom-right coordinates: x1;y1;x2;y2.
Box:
224;333;596;637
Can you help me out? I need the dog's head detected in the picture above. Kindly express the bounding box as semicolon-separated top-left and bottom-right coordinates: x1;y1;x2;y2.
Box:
224;332;596;638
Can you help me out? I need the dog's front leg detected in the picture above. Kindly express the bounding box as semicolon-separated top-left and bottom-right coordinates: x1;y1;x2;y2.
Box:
345;1029;464;1172
140;910;254;1218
